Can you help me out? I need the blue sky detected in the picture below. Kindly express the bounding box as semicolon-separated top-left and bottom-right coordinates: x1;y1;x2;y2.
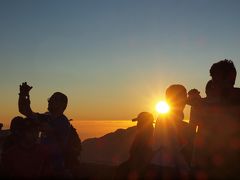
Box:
1;0;240;124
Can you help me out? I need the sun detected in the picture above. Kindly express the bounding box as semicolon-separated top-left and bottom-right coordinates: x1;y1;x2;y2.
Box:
156;101;170;114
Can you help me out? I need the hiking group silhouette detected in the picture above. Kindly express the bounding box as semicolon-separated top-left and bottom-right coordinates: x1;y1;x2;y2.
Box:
0;59;240;179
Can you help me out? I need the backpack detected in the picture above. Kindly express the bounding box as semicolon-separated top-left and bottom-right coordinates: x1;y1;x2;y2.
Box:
63;124;82;170
65;124;82;157
37;113;82;156
36;113;82;169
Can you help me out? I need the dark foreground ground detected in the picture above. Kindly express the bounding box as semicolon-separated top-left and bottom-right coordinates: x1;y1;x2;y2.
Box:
76;163;116;179
74;163;190;179
74;163;240;179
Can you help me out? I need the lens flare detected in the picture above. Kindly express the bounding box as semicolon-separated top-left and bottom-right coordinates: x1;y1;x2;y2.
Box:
156;101;170;114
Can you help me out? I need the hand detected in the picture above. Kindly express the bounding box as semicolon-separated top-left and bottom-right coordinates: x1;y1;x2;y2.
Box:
188;89;200;97
19;82;32;96
187;89;201;105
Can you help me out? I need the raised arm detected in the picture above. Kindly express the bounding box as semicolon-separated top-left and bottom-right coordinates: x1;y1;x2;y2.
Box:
18;82;34;117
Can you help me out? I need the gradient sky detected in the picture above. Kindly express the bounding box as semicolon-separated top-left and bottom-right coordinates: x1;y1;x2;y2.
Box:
1;0;240;126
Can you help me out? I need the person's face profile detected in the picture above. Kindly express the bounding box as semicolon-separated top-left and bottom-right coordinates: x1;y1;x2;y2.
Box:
47;94;66;114
48;95;60;112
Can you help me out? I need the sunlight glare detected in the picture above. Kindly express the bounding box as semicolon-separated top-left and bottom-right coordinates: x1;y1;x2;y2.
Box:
156;101;170;114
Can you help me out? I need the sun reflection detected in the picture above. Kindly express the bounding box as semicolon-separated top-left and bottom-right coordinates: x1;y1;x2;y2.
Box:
155;101;170;114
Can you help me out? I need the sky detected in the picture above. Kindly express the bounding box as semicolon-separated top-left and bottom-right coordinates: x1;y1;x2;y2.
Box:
1;0;240;126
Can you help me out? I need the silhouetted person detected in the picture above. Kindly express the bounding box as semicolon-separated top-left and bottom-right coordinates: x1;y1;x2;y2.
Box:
18;82;75;176
190;59;240;178
152;84;191;179
0;117;26;176
130;112;154;165
1;116;29;152
1;117;54;178
115;112;154;179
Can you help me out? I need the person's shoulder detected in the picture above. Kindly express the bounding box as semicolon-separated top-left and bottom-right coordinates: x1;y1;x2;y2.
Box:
37;112;49;117
33;112;51;122
59;114;69;122
56;114;70;126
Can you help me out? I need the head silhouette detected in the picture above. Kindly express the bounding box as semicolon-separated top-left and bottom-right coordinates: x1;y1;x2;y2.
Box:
166;84;187;112
10;116;26;135
48;92;68;115
205;80;215;98
205;79;223;99
210;59;236;90
132;112;154;129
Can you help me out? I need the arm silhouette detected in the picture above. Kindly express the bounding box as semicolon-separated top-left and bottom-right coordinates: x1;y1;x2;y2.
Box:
18;82;34;117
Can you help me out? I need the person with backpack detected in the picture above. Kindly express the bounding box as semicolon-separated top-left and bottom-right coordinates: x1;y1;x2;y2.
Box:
1;117;54;178
18;82;81;177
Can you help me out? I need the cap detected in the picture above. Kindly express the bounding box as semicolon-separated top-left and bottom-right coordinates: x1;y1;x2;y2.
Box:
132;112;154;123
